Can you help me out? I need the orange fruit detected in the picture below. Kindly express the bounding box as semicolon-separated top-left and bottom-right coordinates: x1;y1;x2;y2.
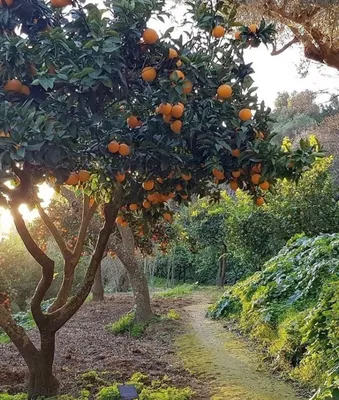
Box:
20;85;30;96
159;103;172;115
171;104;184;118
230;180;239;191
170;120;182;133
163;114;172;123
51;0;71;7
4;79;22;93
235;31;242;40
1;0;13;6
115;172;126;183
127;116;139;128
119;144;131;156
217;84;232;99
170;70;185;81
143;180;155;191
251;174;261;185
249;24;258;33
116;216;124;225
239;108;252;121
231;148;240;157
176;60;182;68
129;203;138;211
177;102;185;109
147;193;157;202
142;28;159;44
142;67;157;82
182;81;193;94
143;200;151;209
155;106;160;114
163;213;172;222
256;197;265;206
181;172;192;181
252;164;262;173
212;168;225;180
108;141;120;153
65;173;79;186
78;170;90;182
212;25;225;38
259;181;270;191
232;170;241;178
121;221;129;228
168;48;178;59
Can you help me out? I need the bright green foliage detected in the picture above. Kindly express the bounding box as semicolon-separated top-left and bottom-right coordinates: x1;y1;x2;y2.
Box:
107;312;148;337
0;394;26;400
209;234;339;399
153;284;196;298
96;386;120;400
166;309;181;320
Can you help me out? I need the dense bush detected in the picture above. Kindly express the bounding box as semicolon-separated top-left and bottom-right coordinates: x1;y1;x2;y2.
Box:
209;234;339;399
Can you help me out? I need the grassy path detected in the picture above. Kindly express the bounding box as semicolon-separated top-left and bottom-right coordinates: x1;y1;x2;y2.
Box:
177;295;306;400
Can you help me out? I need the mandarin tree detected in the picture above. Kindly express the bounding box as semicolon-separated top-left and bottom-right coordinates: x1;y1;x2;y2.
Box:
0;0;318;397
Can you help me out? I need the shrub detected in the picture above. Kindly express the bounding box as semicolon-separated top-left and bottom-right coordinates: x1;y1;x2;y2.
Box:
107;312;148;338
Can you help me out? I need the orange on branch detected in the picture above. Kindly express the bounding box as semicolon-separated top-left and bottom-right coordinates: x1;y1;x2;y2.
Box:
239;108;252;121
170;120;182;133
176;60;182;68
163;114;172;123
170;70;185;81
143;200;151;209
115;172;126;183
231;148;241;158
230;180;239;191
212;168;225;180
142;28;159;44
212;25;225;38
256;197;265;206
217;84;232;99
108;141;120;153
4;79;22;93
171;104;184;118
259;181;270;190
78;170;91;182
232;170;241;178
143;180;155;191
159;103;172;115
0;0;13;6
65;173;79;186
142;67;157;82
20;85;30;96
235;31;242;40
168;48;178;59
127;116;139;129
182;81;193;94
119;144;131;156
121;221;129;228
164;213;172;222
252;163;262;173
249;24;258;33
116;216;124;225
251;174;261;185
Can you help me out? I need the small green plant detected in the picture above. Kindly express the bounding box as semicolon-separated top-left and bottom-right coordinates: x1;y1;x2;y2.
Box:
0;395;27;400
166;309;181;320
96;385;120;400
153;284;196;298
107;312;148;338
139;386;193;399
78;371;106;389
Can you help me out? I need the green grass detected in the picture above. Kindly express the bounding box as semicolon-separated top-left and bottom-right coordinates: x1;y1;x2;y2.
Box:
152;284;196;298
106;312;148;338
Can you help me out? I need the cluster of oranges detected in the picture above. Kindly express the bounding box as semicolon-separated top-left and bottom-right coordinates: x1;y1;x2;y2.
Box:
234;24;259;40
156;102;185;133
65;170;91;186
107;141;131;156
3;79;30;96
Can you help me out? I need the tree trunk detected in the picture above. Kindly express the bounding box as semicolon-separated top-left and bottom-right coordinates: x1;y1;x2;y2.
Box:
128;264;153;323
48;266;75;312
217;256;226;287
28;333;59;399
116;270;129;292
92;263;104;301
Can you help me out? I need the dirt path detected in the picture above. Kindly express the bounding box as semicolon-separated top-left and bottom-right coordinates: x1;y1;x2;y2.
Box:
177;295;306;400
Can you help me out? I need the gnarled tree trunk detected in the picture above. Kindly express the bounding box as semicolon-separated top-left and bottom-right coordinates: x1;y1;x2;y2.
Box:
48;264;75;312
116;270;130;292
92;263;104;301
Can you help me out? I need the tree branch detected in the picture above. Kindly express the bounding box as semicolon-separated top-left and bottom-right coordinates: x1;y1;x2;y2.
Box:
271;36;299;55
36;203;72;260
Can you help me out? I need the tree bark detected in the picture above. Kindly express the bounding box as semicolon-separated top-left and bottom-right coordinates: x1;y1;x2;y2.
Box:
116;270;129;292
217;256;226;287
92;263;104;301
48;264;75;312
27;332;59;399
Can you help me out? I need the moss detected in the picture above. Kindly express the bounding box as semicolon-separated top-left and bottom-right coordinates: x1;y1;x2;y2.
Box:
0;395;27;400
96;385;120;400
166;309;181;320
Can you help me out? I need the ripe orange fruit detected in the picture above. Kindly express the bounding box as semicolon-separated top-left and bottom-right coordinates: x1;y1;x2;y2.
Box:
182;172;192;181
231;148;240;157
143;200;151;209
163;114;172;123
239;108;252;121
0;0;13;6
232;170;241;178
119;144;131;156
182;81;193;94
168;48;178;59
116;216;124;225
176;60;182;68
251;174;261;185
170;120;182;133
217;84;232;99
212;25;225;38
142;28;159;44
235;31;242;40
115;172;126;183
65;173;79;186
256;197;265;206
121;220;129;228
177;102;185;109
170;70;185;81
78;170;90;182
259;181;270;190
230;180;239;191
129;203;138;211
212;168;225;180
20;85;30;96
142;67;157;82
159;103;172;115
171;104;184;118
4;79;22;93
127;116;139;129
164;213;172;222
108;141;120;153
51;0;71;7
147;193;157;202
249;24;258;33
143;180;155;191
